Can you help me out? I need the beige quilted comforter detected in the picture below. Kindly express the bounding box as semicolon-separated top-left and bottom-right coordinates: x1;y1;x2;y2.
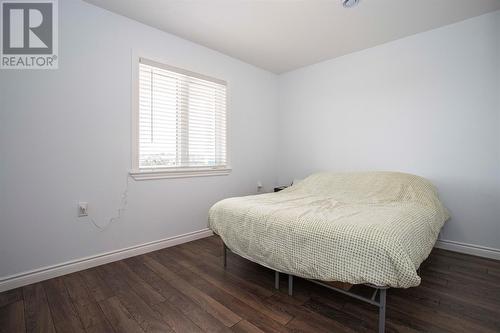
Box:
209;172;449;288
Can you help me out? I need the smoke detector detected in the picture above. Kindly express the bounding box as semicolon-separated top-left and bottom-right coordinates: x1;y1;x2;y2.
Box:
342;0;360;8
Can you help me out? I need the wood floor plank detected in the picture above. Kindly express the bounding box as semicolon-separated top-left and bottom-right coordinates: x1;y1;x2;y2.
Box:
23;283;56;333
342;301;426;333
432;248;500;269
174;244;275;299
1;236;499;333
43;277;85;333
425;264;500;291
264;292;313;317
182;240;282;298
205;291;292;333
80;267;115;302
112;261;166;306
344;281;498;333
266;293;359;333
391;284;500;331
162;247;292;325
389;292;498;333
97;261;164;308
96;260;177;333
63;273;114;332
183;237;224;258
149;253;291;333
114;288;175;333
487;266;500;278
96;263;132;294
285;316;346;333
0;300;25;333
76;302;116;333
231;320;265;333
125;256;233;333
153;300;204;333
85;320;117;333
303;297;373;332
98;296;145;333
143;254;242;327
63;273;93;307
0;288;23;308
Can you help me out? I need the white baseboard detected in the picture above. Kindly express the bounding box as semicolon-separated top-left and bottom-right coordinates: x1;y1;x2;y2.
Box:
0;228;213;293
435;239;500;261
1;230;496;293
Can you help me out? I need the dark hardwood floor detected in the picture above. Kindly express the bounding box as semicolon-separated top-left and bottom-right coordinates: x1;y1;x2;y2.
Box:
1;236;499;333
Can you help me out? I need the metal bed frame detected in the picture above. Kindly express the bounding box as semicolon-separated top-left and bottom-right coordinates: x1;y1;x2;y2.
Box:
223;243;389;333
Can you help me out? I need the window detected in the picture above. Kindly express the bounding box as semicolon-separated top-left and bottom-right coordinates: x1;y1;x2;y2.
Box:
131;58;229;179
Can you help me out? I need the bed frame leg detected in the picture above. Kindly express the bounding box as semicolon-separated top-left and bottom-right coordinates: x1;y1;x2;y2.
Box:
275;271;280;289
223;243;227;268
378;288;387;333
288;274;293;296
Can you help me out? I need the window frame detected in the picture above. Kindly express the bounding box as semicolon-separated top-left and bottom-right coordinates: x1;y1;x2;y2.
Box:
130;53;231;180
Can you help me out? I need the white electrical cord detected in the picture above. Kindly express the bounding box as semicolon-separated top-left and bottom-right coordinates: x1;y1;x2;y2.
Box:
88;173;131;232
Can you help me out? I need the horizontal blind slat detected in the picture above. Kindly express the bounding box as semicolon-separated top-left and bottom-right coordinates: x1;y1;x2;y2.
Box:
138;61;227;169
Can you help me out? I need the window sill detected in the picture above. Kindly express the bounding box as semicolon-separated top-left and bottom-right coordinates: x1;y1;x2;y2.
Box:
130;167;232;180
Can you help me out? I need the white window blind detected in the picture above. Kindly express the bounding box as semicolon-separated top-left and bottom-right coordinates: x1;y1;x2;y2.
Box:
137;58;227;172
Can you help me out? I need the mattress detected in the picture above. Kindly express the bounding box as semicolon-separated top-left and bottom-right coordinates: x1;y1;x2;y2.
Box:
208;171;449;288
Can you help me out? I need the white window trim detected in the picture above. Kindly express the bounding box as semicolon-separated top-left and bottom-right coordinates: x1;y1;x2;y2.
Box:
130;167;232;181
130;51;231;180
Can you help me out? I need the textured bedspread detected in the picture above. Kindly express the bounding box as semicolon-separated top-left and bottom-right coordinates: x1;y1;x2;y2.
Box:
209;172;449;288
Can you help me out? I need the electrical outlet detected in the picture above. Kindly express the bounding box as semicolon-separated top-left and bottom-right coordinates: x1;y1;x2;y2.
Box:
78;202;88;217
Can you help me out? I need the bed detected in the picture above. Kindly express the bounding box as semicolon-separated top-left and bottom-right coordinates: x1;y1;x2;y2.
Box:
208;171;449;332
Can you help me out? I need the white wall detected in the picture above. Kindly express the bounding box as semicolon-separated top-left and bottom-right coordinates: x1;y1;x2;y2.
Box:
277;11;500;251
0;0;278;279
1;1;499;285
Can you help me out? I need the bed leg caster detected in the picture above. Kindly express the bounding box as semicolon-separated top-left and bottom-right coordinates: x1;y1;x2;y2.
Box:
275;271;279;289
378;288;387;333
288;274;293;296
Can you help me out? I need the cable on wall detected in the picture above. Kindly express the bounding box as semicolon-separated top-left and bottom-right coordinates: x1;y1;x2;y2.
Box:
88;173;131;232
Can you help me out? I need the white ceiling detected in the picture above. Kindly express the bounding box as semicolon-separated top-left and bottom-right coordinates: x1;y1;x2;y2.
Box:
84;0;500;73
